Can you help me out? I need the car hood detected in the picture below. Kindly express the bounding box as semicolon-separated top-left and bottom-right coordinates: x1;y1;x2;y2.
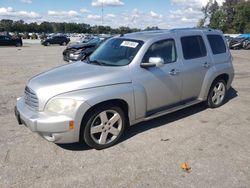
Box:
67;42;95;49
27;62;131;109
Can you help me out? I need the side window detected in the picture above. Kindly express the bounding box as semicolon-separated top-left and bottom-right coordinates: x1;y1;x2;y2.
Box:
181;35;207;60
207;34;226;54
4;36;10;40
143;39;177;64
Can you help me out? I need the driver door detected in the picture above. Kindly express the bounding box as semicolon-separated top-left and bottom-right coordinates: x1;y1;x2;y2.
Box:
133;37;183;114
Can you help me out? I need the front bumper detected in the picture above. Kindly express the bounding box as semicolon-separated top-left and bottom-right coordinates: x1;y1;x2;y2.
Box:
15;97;80;143
63;53;82;62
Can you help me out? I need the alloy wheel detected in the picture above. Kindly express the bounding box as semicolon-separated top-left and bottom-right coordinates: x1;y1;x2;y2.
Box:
211;82;226;105
90;110;122;145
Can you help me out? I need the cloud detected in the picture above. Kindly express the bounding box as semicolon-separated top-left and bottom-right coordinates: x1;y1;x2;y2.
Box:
48;10;79;17
80;8;90;13
87;14;101;20
150;11;163;19
166;0;223;28
20;0;32;3
171;0;206;10
0;7;40;18
92;0;124;7
171;0;224;10
106;14;115;18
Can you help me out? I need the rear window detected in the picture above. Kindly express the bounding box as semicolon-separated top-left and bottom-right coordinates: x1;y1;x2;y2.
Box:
207;35;226;54
181;35;207;60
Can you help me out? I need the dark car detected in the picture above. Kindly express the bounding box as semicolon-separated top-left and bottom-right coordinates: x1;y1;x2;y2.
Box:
63;37;109;62
0;35;23;47
228;34;250;50
229;37;248;50
41;35;70;46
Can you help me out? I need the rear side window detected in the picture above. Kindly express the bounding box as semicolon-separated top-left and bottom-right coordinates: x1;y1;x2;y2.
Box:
207;35;226;54
181;35;207;60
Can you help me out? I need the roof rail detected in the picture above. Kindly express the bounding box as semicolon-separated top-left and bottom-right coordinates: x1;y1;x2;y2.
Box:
170;27;215;32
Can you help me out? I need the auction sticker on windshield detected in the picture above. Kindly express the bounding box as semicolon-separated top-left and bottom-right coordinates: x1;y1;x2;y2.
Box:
121;41;139;48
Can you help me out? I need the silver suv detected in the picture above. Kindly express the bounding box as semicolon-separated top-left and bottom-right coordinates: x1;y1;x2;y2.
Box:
15;28;234;149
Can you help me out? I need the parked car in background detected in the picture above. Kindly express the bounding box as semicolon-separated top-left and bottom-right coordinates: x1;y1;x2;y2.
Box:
229;37;248;50
41;35;70;46
63;37;110;62
243;38;250;49
15;28;234;149
229;34;250;50
0;35;22;47
75;35;93;43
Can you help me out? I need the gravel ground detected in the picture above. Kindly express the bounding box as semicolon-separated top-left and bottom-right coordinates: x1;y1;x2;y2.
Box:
0;44;249;188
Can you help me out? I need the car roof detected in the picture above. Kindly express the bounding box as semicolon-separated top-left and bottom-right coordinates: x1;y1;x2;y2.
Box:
121;28;223;42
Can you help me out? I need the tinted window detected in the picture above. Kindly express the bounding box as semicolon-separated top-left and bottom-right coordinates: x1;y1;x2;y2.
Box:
207;35;226;54
143;39;177;64
181;35;207;59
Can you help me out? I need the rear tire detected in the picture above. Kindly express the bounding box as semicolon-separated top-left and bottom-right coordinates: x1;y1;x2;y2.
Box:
206;79;227;108
16;42;21;47
82;105;126;150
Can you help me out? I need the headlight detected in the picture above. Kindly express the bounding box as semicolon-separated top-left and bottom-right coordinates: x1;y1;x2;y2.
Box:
74;49;83;54
45;98;79;114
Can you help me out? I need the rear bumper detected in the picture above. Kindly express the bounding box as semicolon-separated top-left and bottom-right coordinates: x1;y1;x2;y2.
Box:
15;97;85;143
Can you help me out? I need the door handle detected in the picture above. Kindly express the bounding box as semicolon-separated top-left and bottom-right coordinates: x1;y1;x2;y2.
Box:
169;69;180;76
203;62;210;68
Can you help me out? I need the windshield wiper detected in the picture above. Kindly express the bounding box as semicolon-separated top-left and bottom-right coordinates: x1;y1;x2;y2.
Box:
90;60;104;66
85;57;103;66
85;57;118;66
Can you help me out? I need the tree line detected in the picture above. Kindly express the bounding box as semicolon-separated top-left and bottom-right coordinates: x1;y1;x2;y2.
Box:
198;0;250;33
0;19;143;34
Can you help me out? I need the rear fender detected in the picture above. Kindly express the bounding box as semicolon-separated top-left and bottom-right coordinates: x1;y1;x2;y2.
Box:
199;63;234;100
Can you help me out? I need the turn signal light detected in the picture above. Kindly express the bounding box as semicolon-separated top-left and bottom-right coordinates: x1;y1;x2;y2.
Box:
69;121;74;130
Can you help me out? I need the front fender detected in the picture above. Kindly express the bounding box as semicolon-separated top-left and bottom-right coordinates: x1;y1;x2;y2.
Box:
57;83;136;122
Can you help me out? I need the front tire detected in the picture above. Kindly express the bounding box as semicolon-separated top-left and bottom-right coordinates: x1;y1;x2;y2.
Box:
82;105;126;150
206;79;227;108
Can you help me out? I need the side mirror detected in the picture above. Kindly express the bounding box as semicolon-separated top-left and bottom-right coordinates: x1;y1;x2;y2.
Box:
141;57;164;68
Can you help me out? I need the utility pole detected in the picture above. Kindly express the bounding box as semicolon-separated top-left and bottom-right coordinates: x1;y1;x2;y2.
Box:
101;0;104;25
127;16;136;28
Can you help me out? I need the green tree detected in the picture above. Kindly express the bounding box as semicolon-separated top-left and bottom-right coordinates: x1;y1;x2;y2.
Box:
232;1;250;33
209;10;226;31
0;19;13;31
199;0;250;33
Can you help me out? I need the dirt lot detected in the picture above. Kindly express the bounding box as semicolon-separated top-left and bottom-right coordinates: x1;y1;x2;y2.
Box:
0;44;249;188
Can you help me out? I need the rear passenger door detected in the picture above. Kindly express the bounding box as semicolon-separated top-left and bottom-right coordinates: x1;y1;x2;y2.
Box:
3;36;12;46
58;36;64;44
178;33;211;101
0;36;5;45
52;36;59;44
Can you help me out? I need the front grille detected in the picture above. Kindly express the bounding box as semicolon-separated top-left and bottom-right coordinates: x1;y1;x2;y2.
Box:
64;48;77;54
24;86;39;110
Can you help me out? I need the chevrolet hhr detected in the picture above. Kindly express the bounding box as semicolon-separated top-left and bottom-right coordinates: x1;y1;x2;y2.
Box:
15;28;234;149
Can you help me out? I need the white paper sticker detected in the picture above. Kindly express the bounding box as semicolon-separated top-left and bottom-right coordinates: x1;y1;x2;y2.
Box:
120;41;139;48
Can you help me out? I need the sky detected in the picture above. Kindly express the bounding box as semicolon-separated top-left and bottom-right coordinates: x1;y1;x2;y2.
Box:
0;0;225;29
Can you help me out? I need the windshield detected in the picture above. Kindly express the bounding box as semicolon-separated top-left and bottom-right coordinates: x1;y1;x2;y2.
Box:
86;37;101;45
88;38;143;66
